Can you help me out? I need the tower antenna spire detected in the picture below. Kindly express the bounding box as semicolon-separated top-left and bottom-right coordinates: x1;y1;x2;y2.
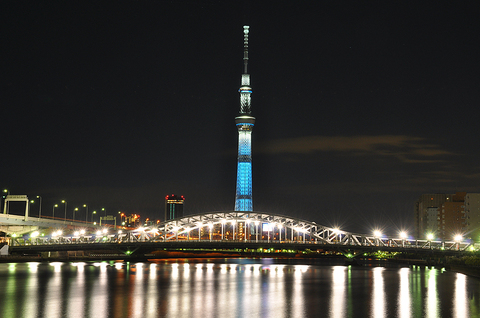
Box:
235;26;255;212
243;25;249;74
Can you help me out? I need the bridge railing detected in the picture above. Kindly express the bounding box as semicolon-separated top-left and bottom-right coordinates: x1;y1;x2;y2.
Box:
9;232;472;252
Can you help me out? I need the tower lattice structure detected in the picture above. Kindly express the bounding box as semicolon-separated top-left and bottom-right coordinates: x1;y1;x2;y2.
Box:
235;25;255;212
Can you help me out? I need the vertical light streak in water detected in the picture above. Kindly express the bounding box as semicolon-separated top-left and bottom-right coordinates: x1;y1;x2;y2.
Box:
453;273;468;317
171;263;179;279
216;264;230;317
24;263;39;317
182;263;193;316
292;266;307;317
275;265;285;278
2;264;16;317
269;264;287;316
132;263;144;317
246;264;262;316
149;263;157;279
145;263;157;317
234;265;245;316
68;263;86;318
169;263;180;317
183;263;190;279
192;264;206;316
398;267;411;318
89;262;108;318
330;266;346;318
206;263;214;274
169;263;192;317
371;267;385;318
243;265;253;315
425;268;438;318
51;262;62;272
45;262;63;317
227;265;237;314
220;263;228;274
203;263;215;317
346;266;353;317
262;265;285;316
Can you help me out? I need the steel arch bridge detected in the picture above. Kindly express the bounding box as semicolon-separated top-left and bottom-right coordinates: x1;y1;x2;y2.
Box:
7;211;473;252
151;211;470;251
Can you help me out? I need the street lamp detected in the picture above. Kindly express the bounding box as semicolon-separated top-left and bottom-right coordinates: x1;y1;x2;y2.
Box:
102;207;106;217
62;200;67;223
92;210;97;223
454;234;463;251
333;227;341;244
30;196;42;218
83;204;88;223
37;196;42;218
53;204;58;218
3;189;10;214
373;230;382;246
74;207;79;221
399;231;407;247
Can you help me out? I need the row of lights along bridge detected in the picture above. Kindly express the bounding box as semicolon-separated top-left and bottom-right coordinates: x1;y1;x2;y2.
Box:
2;189;143;227
12;220;468;248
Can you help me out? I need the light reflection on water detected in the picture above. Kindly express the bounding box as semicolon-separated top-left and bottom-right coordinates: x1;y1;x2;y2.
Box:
0;260;479;318
398;267;410;318
372;267;385;318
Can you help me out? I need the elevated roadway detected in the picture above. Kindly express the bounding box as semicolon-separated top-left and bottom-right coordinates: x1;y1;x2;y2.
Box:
0;213;104;235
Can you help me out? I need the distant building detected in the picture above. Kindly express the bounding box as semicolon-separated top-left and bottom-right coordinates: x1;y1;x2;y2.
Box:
165;194;184;221
414;193;452;239
425;207;440;235
439;192;466;240
465;193;480;241
415;192;480;241
125;214;140;227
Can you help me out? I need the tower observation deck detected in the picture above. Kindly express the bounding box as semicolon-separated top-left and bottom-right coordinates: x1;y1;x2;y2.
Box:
235;26;255;212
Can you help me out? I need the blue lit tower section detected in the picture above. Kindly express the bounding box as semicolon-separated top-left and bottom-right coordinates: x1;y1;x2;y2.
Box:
235;25;255;212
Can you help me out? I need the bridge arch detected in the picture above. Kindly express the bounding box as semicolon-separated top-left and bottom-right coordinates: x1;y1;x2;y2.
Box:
154;211;347;244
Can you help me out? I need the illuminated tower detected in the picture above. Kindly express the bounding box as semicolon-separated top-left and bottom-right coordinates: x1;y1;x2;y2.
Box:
235;25;255;211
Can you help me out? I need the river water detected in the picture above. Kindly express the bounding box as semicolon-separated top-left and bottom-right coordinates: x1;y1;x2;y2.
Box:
0;259;479;318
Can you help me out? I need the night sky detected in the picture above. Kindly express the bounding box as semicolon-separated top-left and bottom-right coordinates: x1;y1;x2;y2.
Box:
2;1;480;235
